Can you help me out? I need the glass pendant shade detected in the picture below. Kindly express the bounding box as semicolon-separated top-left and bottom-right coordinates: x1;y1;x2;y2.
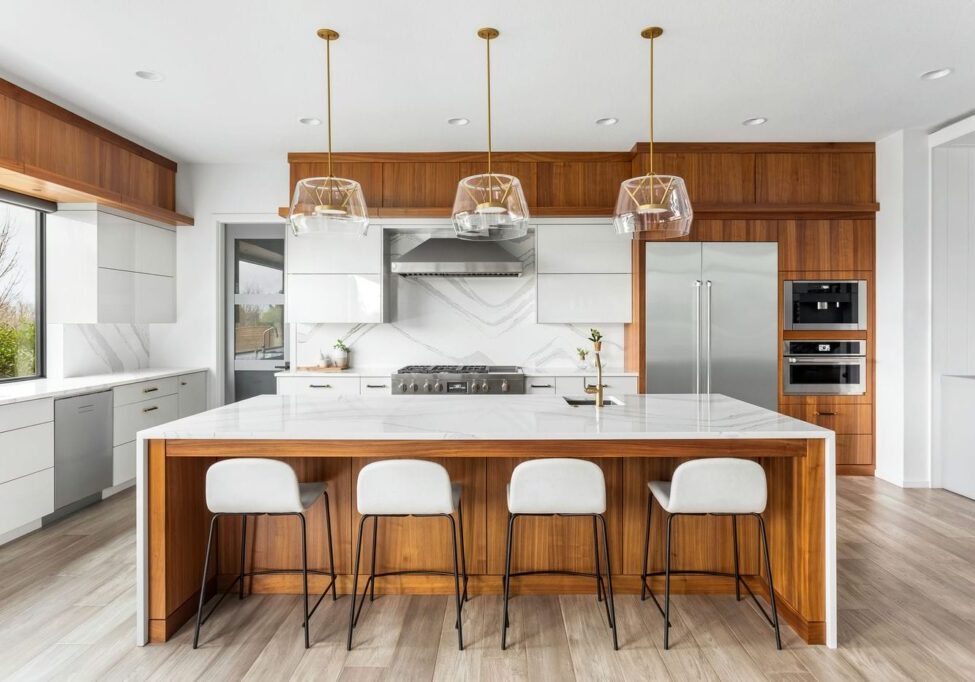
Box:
289;177;369;236
613;174;692;238
452;173;530;241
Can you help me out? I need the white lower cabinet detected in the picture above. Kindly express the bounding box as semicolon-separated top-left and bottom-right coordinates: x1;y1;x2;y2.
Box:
113;394;178;447
525;377;557;394
178;371;208;418
0;399;55;537
359;377;392;394
287;274;383;323
112;377;181;487
536;273;632;323
0;469;54;536
113;443;137;485
277;376;361;396
554;375;639;395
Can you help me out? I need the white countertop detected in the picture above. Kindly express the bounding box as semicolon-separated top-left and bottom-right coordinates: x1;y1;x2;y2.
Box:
0;368;208;406
138;393;830;441
276;367;637;378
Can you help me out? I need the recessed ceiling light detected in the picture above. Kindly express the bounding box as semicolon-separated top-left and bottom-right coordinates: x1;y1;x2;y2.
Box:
447;117;470;126
134;70;163;82
595;117;619;126
298;117;322;126
920;67;953;81
742;117;768;126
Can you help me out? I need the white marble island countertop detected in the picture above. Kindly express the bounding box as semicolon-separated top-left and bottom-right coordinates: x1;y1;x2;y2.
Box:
138;393;831;441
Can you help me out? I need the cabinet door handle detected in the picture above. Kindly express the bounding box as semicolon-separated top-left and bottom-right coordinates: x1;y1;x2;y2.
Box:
143;406;159;413
310;384;332;389
180;381;187;386
143;387;159;393
365;384;387;389
530;383;553;388
815;411;837;416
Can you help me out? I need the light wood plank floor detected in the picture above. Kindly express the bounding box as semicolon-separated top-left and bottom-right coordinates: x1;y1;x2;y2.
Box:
1;477;974;681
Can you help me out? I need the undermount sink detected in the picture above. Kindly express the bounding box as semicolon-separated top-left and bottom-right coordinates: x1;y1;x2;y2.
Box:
563;396;623;407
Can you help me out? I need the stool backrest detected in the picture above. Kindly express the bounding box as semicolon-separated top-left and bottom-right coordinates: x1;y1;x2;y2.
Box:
206;458;303;514
508;458;606;514
357;459;454;515
670;458;767;514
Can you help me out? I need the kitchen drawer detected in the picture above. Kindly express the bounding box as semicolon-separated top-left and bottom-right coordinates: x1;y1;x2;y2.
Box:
780;404;872;434
836;434;873;466
113;376;178;407
555;375;639;395
0;468;53;536
178;371;207;418
113;394;178;446
0;421;54;484
359;377;392;394
113;442;136;486
0;398;53;432
525;376;557;395
277;376;361;396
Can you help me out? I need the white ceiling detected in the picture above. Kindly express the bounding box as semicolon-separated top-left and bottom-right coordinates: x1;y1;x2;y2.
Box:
1;0;973;164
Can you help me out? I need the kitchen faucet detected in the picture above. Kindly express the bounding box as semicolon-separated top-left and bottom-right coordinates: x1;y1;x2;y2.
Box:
584;346;604;407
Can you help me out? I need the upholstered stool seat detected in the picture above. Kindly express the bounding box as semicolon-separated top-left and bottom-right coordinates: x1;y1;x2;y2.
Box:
193;458;337;650
502;458;618;650
641;457;781;650
349;459;468;651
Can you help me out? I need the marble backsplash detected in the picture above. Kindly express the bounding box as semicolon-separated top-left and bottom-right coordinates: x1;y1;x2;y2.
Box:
295;230;624;371
48;324;151;378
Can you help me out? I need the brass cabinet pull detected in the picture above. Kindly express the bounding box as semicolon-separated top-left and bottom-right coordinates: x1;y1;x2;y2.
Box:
143;406;159;413
143;387;159;393
310;384;332;389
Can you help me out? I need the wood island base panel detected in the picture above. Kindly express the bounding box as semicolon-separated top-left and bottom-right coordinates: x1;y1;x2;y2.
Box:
135;394;836;648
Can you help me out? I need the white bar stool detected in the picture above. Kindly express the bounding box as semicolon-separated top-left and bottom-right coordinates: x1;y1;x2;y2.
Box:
348;459;468;651
503;458;619;650
640;458;781;650
193;458;337;649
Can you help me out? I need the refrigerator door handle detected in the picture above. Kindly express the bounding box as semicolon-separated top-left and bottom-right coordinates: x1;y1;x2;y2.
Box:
694;280;702;393
705;280;713;394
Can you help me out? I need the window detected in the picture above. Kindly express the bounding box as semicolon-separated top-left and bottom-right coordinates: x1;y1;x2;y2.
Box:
0;201;43;382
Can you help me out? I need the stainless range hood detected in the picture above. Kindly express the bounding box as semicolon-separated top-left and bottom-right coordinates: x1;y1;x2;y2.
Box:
391;238;523;277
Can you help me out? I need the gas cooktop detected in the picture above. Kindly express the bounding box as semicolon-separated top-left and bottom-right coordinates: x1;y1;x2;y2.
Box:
391;365;525;394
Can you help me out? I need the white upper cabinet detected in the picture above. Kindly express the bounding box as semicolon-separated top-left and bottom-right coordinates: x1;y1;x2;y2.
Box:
534;222;632;323
286;229;382;274
46;209;175;323
536;224;632;274
285;227;385;323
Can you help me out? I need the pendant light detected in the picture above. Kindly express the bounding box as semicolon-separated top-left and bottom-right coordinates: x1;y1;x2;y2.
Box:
289;28;369;236
451;28;530;241
613;27;692;238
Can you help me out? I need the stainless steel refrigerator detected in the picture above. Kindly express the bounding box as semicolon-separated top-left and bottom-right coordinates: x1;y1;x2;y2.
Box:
644;242;778;410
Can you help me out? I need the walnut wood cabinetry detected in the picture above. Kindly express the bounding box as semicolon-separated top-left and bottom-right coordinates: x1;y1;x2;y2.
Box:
0;80;190;226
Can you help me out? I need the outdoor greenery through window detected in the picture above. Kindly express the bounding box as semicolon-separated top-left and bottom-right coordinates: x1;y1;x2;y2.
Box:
0;201;42;381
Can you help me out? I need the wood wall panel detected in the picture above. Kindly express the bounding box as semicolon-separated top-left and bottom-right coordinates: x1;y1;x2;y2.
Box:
381;162;463;208
682;219;780;242
0;93;18;167
756;153;875;204
19;105;101;190
778;220;875;271
289;160;384;207
632;152;756;204
535;160;630;208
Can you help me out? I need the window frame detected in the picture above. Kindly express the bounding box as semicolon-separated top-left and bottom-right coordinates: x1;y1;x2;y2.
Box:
0;201;45;384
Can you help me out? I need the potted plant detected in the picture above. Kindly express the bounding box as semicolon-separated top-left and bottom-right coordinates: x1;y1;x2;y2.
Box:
575;347;590;370
330;339;351;369
589;328;603;353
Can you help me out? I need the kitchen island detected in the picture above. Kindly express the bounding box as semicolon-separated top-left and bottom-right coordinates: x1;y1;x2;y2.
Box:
136;393;836;648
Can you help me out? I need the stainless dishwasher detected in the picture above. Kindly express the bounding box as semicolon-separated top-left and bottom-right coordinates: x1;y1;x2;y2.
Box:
54;391;113;512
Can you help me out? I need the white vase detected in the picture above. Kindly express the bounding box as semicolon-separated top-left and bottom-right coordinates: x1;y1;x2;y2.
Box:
330;349;350;369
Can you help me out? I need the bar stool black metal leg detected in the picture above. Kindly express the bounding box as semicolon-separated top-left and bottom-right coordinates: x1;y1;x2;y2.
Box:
641;493;652;601
597;514;619;649
732;514;741;602
457;501;469;602
238;515;247;600
298;513;310;648
347;515;368;650
592;516;604;604
323;491;337;601
369;516;379;602
501;513;516;649
193;513;220;649
756;514;782;650
446;515;465;650
663;513;675;650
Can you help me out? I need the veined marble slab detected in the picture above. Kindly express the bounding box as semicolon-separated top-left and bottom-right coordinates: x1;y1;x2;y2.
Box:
138;393;831;441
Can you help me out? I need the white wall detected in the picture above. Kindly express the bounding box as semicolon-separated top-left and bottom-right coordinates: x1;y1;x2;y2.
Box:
874;130;931;487
149;162;289;406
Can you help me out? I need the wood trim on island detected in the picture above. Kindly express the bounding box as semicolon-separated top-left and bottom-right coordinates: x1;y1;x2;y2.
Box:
145;436;831;647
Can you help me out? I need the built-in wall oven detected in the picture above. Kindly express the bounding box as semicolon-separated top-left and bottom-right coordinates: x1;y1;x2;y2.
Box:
783;340;866;395
784;280;867;330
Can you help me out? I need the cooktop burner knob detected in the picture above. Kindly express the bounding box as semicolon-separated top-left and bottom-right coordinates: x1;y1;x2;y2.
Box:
501;380;509;393
434;382;444;392
410;383;419;393
423;382;432;393
398;382;408;393
480;381;490;393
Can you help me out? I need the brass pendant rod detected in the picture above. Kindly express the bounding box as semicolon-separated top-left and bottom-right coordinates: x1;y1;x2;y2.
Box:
486;33;493;178
326;36;333;180
648;32;654;177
